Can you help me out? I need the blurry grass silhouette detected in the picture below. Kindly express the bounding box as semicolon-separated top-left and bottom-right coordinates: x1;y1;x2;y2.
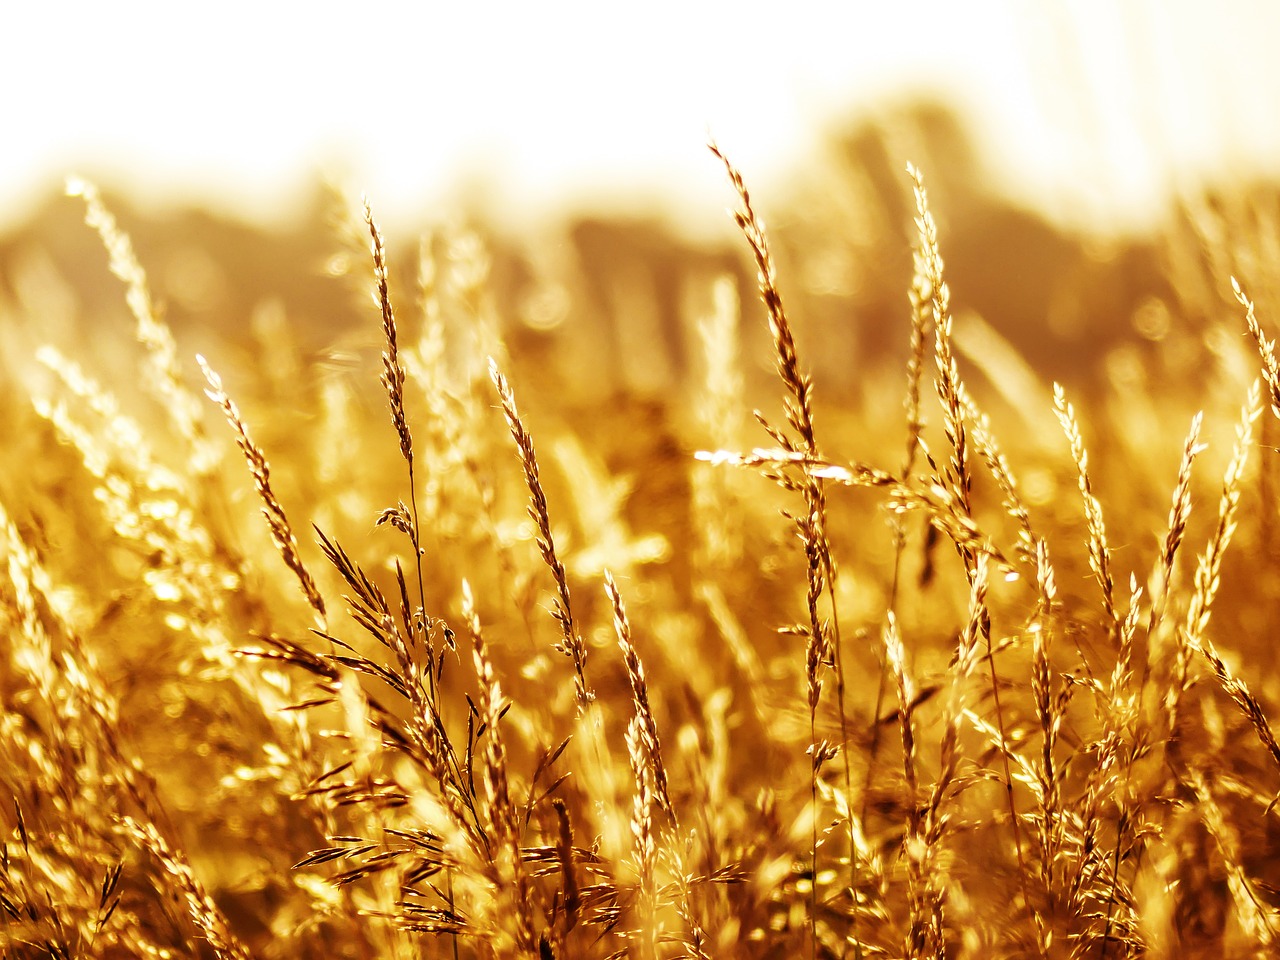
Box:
4;114;1280;958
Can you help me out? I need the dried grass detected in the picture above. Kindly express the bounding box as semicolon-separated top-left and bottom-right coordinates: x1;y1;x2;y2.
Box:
6;150;1280;960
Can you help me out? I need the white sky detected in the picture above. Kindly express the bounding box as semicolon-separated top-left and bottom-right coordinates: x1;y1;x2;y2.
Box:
3;0;1279;236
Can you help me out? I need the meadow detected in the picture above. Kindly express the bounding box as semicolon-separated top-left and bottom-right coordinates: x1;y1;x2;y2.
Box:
3;111;1280;958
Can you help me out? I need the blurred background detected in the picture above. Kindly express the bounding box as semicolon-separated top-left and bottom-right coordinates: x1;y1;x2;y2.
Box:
5;0;1279;234
4;0;1280;401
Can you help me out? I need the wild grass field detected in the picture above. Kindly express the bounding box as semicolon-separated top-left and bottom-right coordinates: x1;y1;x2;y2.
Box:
4;109;1280;959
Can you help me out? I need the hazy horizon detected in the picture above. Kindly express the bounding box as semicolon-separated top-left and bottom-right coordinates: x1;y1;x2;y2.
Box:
6;1;1280;238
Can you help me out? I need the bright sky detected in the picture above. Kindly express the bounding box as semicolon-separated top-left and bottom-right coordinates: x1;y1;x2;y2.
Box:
4;0;1279;236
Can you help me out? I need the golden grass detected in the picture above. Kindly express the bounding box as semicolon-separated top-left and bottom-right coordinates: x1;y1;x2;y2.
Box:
4;146;1280;960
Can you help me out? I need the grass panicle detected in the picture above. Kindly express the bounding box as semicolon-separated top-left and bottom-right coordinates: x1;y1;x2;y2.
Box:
489;356;594;711
604;571;673;821
66;177;211;469
199;354;327;626
1054;382;1119;632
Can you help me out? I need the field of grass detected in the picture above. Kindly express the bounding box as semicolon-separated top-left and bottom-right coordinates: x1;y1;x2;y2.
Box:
4;121;1280;959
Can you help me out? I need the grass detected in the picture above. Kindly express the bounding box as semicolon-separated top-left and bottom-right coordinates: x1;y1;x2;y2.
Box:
3;137;1280;959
